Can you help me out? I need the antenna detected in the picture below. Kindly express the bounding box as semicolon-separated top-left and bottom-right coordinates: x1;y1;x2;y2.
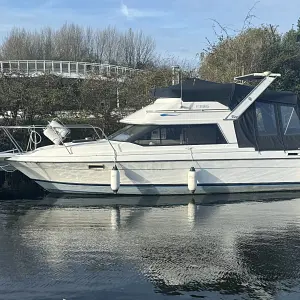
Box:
180;71;183;99
172;65;180;85
180;69;183;108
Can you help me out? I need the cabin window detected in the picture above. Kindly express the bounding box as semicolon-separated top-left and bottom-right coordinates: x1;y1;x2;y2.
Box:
255;102;277;136
280;105;300;135
131;124;227;146
108;125;156;142
134;126;183;146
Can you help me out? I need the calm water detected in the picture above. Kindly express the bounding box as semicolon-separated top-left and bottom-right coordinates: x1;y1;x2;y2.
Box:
1;192;300;300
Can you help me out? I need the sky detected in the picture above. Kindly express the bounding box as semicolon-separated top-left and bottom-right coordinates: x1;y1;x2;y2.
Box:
0;0;299;65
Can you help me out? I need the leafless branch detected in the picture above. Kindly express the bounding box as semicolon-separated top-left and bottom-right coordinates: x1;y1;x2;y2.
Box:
241;1;260;32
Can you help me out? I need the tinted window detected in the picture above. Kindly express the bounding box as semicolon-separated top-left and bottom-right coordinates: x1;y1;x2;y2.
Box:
109;125;156;142
255;102;277;136
134;126;183;146
280;105;300;135
134;124;227;146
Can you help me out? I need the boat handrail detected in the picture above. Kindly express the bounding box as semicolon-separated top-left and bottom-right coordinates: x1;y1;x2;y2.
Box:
0;148;19;154
0;123;118;162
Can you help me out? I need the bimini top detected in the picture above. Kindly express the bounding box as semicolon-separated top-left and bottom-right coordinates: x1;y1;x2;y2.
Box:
151;78;298;109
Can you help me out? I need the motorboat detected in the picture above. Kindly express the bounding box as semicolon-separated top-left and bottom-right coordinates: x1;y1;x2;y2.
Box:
6;71;300;195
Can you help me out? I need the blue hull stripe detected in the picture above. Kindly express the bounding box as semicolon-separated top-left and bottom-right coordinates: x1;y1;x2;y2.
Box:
35;179;300;187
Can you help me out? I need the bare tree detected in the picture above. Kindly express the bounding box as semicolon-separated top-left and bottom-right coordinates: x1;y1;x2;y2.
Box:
0;24;157;68
103;26;120;64
135;31;155;68
52;23;85;61
1;28;31;59
94;29;107;63
119;28;155;68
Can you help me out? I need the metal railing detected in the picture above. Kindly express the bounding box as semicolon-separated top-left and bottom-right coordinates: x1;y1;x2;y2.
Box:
1;123;101;152
0;60;139;79
0;122;118;159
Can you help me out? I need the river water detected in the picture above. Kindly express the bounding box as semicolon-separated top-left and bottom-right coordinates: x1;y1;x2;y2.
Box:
1;192;300;300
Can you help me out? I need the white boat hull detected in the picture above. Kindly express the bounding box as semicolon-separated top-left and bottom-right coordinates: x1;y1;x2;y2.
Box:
8;157;300;195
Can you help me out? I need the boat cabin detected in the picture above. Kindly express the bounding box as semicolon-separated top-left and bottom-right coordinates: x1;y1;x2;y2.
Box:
113;72;300;151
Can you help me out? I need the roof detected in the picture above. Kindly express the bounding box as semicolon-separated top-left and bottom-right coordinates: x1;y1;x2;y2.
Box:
151;78;298;109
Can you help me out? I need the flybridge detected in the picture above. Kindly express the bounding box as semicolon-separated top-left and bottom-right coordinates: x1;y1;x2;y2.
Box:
147;71;300;151
151;72;296;110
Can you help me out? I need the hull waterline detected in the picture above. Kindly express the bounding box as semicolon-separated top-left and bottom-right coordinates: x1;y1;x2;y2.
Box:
35;179;300;195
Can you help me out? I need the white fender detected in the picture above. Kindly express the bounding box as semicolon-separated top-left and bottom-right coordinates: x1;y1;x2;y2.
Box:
188;167;197;194
111;165;120;193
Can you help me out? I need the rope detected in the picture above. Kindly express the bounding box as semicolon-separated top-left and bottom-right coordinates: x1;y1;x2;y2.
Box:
26;129;42;151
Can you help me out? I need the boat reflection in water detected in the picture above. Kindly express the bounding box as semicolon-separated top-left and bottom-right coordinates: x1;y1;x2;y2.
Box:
2;192;300;299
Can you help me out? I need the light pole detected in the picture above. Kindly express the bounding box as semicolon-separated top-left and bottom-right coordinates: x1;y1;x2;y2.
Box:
172;65;180;85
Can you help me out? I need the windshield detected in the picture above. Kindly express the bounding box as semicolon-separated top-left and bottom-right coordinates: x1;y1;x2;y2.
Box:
108;125;157;142
108;123;227;146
